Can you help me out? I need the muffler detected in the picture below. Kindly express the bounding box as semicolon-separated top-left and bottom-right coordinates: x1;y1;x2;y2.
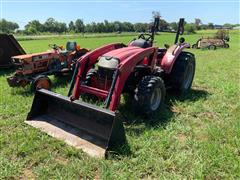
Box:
26;89;126;158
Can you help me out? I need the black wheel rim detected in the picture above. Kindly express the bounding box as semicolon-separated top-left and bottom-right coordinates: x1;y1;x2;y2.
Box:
150;87;161;111
183;64;194;90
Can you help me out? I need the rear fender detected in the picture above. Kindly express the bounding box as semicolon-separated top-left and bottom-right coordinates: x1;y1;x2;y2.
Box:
161;43;190;74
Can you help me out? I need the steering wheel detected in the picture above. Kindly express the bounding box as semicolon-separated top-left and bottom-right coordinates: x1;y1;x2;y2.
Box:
49;44;61;50
138;33;153;42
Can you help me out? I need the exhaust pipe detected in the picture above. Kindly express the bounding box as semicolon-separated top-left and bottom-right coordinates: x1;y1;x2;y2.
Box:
26;89;126;158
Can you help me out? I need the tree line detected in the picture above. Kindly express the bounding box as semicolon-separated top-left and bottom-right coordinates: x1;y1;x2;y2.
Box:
0;18;239;35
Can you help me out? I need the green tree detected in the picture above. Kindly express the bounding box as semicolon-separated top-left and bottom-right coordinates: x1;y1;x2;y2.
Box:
68;21;75;32
0;19;19;33
195;18;202;30
113;21;122;32
42;18;67;33
25;20;44;34
223;23;233;29
185;23;196;34
159;19;169;31
103;20;110;32
200;24;208;30
56;22;67;33
84;24;92;33
169;22;178;31
44;18;57;32
207;23;214;29
134;23;148;32
122;22;134;32
75;19;84;33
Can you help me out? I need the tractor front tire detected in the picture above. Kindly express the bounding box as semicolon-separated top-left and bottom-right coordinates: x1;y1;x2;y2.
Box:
84;69;98;86
133;76;166;115
168;52;195;93
32;75;51;91
82;69;98;101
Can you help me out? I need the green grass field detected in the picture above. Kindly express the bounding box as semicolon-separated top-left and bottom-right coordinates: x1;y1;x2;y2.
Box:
0;30;239;179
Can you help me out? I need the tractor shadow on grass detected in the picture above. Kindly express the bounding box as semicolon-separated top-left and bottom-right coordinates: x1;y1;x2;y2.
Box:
120;89;210;128
121;88;209;131
0;68;15;76
112;88;209;157
50;74;72;89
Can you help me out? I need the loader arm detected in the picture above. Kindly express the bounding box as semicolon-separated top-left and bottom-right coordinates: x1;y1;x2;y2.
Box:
71;43;126;100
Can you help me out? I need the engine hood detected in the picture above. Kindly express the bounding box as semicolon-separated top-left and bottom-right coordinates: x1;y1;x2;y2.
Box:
102;46;143;61
98;56;119;69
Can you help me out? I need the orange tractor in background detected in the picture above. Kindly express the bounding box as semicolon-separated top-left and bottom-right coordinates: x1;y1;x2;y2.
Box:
7;42;89;90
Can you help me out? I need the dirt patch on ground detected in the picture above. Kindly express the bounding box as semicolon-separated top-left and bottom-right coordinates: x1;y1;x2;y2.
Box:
55;156;69;165
176;133;187;144
94;172;100;180
21;169;36;180
195;133;209;142
198;112;219;119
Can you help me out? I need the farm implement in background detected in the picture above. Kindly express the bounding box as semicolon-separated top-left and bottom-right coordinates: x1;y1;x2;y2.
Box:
192;37;230;50
192;30;230;50
26;17;196;158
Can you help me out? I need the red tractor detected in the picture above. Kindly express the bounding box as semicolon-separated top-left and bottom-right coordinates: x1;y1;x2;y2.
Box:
26;18;196;157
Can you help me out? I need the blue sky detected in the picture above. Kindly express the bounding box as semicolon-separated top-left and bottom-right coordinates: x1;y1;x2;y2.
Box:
1;0;239;29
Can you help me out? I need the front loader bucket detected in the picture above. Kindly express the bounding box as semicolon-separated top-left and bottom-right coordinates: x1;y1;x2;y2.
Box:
26;89;126;158
0;34;26;68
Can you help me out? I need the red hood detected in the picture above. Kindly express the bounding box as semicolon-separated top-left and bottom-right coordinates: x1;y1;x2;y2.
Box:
103;47;143;61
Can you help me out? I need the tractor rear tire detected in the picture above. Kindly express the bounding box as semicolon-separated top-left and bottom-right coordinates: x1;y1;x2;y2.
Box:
32;75;51;91
84;69;98;86
168;52;195;93
133;76;166;115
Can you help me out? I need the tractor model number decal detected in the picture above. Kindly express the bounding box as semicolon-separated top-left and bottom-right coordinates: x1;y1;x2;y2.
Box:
33;54;49;61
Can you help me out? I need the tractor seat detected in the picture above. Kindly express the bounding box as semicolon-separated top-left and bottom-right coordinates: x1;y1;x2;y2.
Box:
66;42;77;52
59;42;77;55
157;48;167;60
129;39;152;48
